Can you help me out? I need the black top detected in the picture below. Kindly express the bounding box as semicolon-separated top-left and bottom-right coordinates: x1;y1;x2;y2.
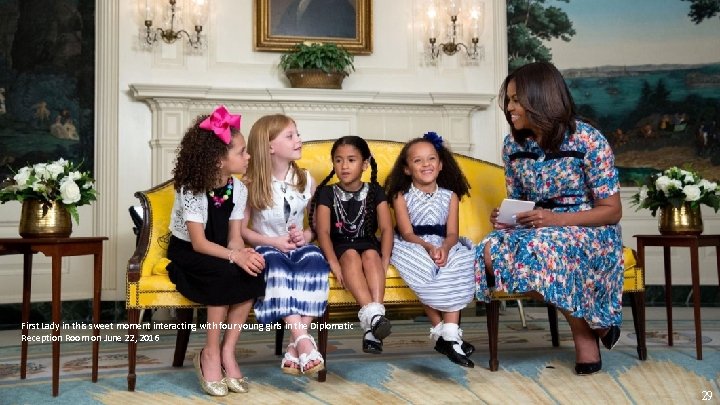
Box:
316;182;386;246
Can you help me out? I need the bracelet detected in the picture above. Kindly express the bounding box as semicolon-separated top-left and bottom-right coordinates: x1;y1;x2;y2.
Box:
228;249;236;264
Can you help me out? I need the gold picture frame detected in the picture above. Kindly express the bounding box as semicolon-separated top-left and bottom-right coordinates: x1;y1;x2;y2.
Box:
254;0;372;55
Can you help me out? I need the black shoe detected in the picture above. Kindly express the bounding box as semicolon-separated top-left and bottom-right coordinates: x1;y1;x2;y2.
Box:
575;360;602;375
435;337;474;357
362;331;383;354
370;314;392;340
436;339;474;368
600;325;621;350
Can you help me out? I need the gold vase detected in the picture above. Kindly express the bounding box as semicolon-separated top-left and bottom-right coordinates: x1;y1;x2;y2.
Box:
19;200;72;238
658;202;703;235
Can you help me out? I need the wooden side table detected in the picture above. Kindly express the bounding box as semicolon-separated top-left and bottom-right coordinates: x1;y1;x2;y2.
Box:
634;234;720;360
0;237;108;397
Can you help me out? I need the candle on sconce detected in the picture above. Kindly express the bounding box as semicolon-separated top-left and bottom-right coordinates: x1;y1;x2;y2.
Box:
427;6;438;39
139;0;155;22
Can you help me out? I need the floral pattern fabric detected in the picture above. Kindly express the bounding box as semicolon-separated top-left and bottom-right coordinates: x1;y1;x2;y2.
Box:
475;121;624;328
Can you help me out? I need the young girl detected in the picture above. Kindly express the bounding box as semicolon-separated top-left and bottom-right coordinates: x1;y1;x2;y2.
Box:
166;105;266;396
385;132;476;368
240;114;330;376
311;136;394;354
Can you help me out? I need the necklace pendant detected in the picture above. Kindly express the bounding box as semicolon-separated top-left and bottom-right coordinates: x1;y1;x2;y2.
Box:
349;224;356;230
335;221;343;229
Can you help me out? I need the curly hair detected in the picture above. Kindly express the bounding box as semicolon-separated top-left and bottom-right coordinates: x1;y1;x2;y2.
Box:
384;138;470;204
245;114;308;210
309;136;379;237
172;114;237;194
499;61;578;152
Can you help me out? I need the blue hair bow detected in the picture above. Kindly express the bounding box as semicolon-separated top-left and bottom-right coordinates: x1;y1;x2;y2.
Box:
423;131;444;151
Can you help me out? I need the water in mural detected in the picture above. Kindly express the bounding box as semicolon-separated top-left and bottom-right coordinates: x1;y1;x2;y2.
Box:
507;0;720;184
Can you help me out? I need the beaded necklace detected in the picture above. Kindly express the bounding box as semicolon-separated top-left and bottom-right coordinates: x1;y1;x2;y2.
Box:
332;183;368;236
208;178;233;208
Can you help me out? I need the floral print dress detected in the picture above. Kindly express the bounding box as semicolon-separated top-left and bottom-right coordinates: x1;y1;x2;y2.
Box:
475;121;624;329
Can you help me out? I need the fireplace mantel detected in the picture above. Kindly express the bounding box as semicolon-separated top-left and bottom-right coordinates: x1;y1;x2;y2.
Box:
130;84;495;183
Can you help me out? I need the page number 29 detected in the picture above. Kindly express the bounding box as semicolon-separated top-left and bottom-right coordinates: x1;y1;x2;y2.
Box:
702;390;713;401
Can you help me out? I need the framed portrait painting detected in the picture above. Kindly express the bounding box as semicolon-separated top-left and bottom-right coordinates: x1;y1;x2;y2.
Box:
254;0;372;54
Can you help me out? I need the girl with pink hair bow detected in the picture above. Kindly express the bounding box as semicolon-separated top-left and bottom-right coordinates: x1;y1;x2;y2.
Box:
166;105;265;396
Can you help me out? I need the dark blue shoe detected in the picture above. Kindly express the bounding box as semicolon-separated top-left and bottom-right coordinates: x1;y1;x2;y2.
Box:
601;325;621;350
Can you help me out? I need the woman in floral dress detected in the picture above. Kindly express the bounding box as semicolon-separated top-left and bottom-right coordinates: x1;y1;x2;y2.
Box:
475;62;624;375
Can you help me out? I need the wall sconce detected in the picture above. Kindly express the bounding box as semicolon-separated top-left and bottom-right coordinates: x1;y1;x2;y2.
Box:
138;0;208;50
425;0;484;62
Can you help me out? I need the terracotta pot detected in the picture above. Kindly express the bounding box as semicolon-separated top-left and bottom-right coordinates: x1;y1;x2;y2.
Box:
285;69;346;89
658;202;703;235
19;200;72;238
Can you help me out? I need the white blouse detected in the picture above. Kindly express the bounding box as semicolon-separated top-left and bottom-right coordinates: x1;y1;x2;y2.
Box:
169;176;247;242
250;168;313;237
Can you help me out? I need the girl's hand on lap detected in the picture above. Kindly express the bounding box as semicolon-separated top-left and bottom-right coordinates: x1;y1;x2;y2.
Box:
272;235;297;252
235;249;265;276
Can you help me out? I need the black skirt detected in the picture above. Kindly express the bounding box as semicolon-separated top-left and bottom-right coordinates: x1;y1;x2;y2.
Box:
167;189;265;306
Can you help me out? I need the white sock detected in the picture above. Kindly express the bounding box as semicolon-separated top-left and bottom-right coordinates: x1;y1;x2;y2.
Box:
441;323;465;356
358;302;386;330
429;321;444;342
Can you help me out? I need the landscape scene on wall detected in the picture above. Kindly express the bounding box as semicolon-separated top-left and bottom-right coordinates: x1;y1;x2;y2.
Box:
507;0;720;184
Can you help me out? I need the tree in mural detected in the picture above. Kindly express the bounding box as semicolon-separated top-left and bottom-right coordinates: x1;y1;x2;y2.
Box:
681;0;720;24
507;0;576;71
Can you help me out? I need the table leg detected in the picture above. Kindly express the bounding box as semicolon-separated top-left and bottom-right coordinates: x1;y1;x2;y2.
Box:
92;251;102;383
20;252;32;379
690;243;702;360
51;255;62;397
663;246;673;346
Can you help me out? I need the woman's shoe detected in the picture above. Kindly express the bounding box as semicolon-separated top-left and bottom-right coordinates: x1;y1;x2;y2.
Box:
280;343;301;376
295;334;325;375
600;325;621;350
362;330;383;354
575;360;602;375
193;350;228;396
221;367;249;393
575;336;602;375
370;314;392;340
437;338;474;368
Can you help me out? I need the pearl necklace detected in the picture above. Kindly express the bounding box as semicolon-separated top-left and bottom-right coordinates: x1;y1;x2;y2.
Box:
208;178;233;208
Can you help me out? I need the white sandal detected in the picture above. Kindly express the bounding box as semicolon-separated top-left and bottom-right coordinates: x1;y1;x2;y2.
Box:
295;334;324;375
280;343;301;375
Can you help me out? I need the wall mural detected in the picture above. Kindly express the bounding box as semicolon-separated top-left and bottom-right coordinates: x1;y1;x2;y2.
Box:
0;0;95;181
507;0;720;185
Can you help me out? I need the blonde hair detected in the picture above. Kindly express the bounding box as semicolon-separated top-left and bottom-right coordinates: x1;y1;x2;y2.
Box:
245;114;308;210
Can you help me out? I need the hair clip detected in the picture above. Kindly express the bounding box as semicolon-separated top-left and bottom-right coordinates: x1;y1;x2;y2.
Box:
423;131;444;151
199;105;241;145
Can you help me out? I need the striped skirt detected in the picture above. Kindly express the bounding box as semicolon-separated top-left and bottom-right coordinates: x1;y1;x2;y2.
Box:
253;244;330;324
391;235;475;312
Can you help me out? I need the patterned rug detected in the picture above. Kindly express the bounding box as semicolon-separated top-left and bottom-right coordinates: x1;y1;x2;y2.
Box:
1;308;719;404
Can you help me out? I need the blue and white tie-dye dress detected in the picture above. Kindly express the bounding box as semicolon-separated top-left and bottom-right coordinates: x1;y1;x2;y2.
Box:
251;168;330;324
475;121;624;329
391;186;475;312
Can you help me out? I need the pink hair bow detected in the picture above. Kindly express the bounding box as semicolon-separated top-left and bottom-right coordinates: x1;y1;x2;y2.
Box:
199;105;241;144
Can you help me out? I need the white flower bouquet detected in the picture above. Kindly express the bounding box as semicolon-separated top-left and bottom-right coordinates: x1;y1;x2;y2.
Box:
0;159;97;223
630;166;720;216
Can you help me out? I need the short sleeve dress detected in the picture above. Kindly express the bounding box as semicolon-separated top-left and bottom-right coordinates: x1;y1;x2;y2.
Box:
315;182;386;258
474;121;624;329
390;186;476;312
166;178;266;306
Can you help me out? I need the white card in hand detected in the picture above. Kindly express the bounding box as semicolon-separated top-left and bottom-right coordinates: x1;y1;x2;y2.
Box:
497;199;536;225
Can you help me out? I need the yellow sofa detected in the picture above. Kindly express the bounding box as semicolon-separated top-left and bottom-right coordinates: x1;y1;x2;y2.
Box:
126;140;645;387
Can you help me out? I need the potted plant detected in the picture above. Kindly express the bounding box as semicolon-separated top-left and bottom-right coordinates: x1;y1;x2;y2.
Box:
0;158;97;237
630;166;720;234
279;42;355;89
